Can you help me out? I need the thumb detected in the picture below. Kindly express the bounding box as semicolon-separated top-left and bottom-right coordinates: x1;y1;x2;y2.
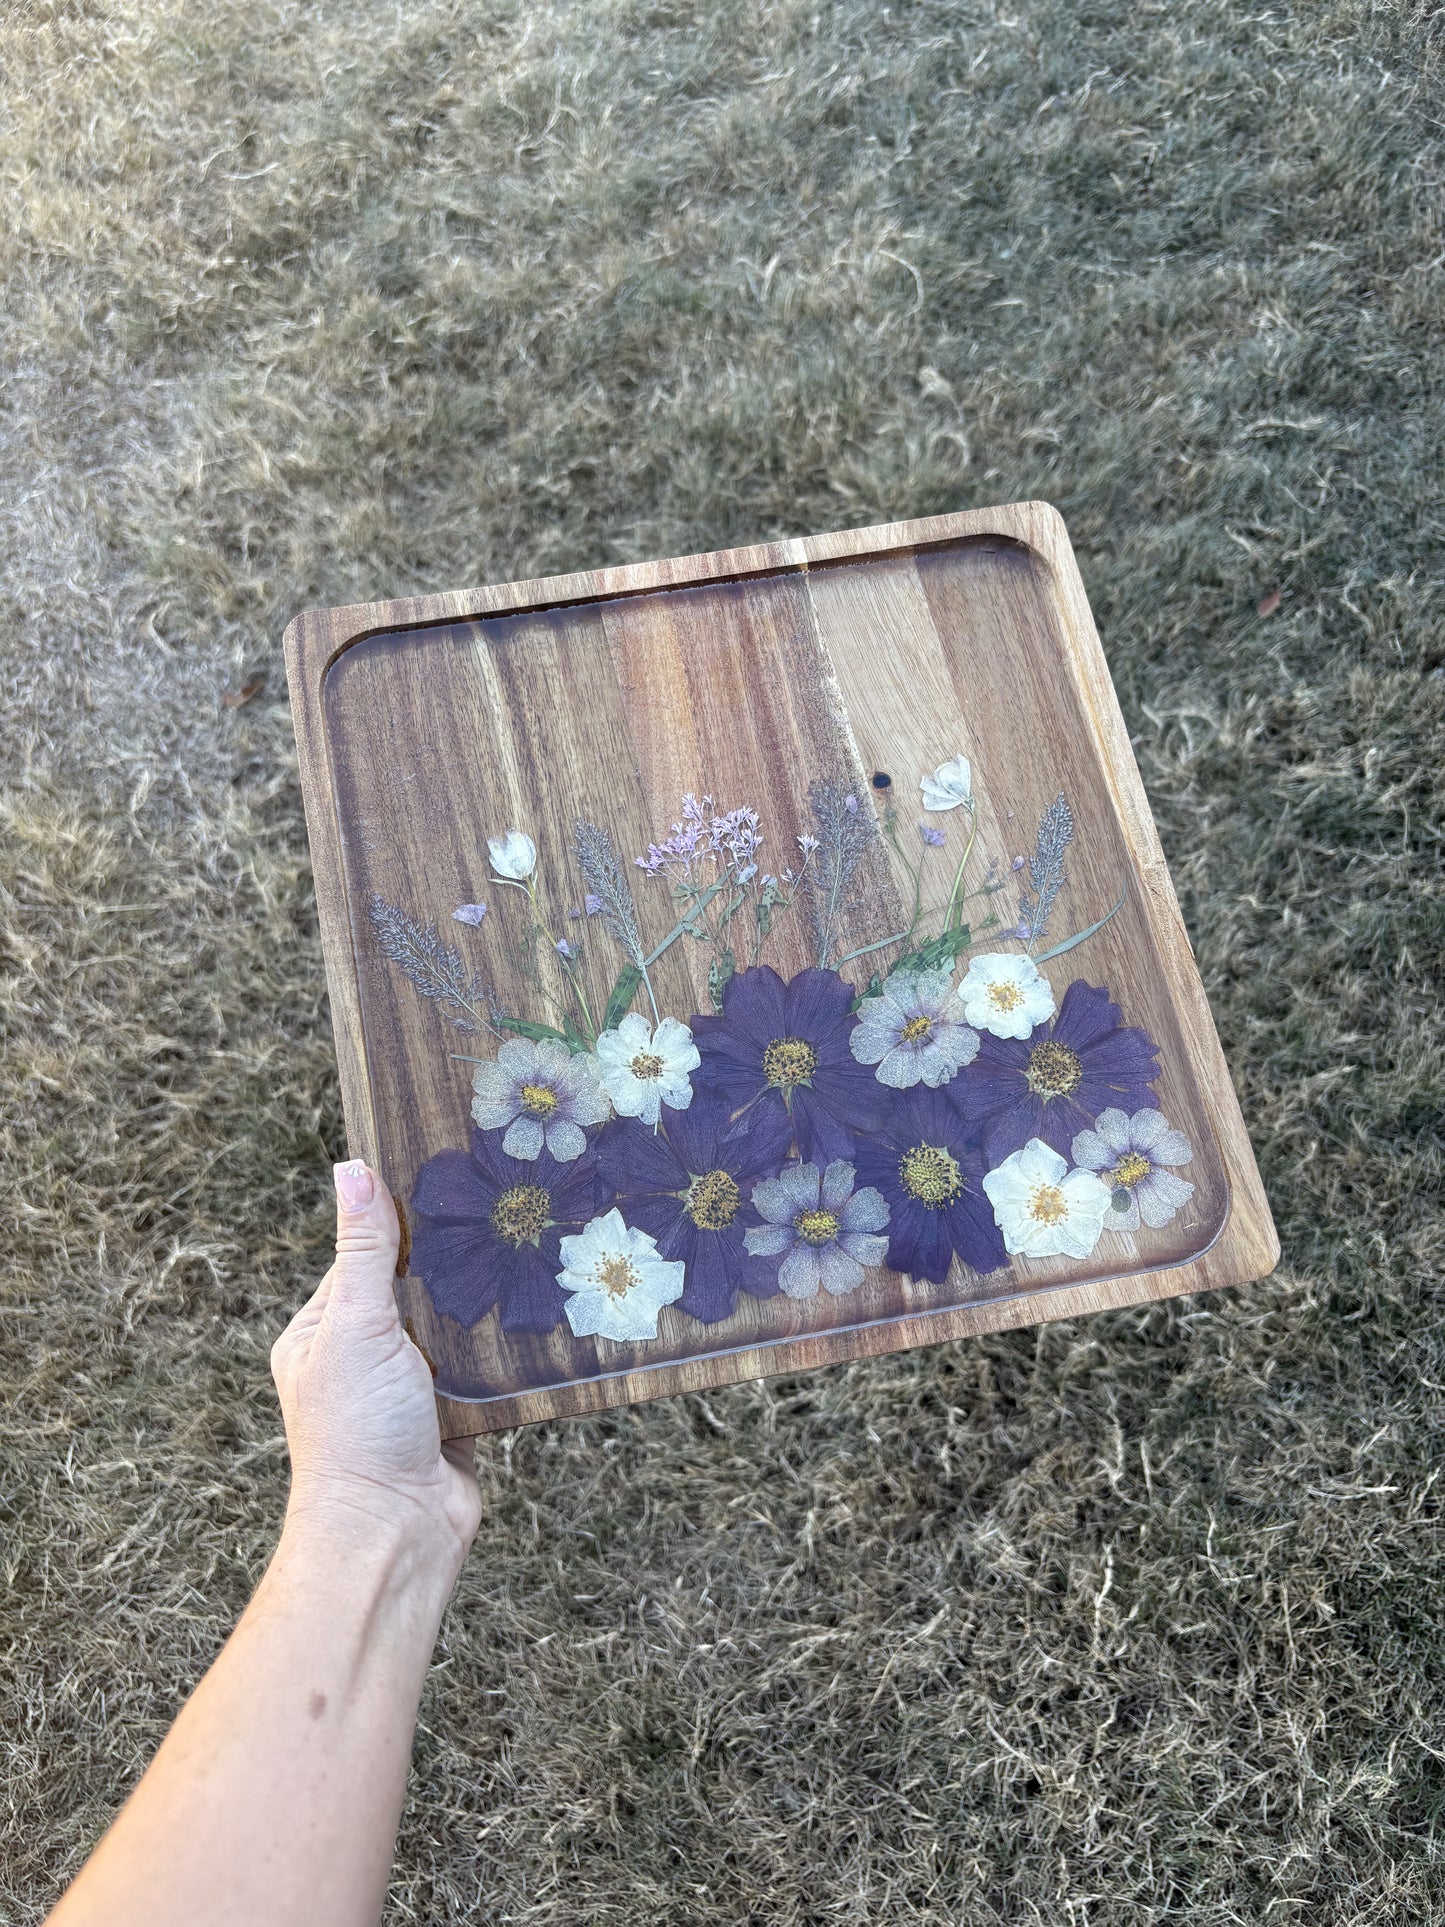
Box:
327;1159;402;1318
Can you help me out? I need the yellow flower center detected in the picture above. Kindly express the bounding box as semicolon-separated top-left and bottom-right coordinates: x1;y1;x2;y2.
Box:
490;1183;551;1245
899;1142;962;1208
1025;1039;1083;1100
1114;1152;1152;1187
519;1082;559;1118
686;1168;741;1231
763;1037;819;1089
988;980;1025;1012
900;1014;933;1043
630;1051;665;1080
596;1253;639;1299
1027;1182;1069;1227
794;1208;840;1246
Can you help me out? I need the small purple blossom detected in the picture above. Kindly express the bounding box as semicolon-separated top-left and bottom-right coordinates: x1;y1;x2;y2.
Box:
584;893;603;915
797;833;820;855
556;937;577;960
1013;920;1032;940
1011;854;1026;872
920;823;946;847
844;793;859;814
452;902;488;926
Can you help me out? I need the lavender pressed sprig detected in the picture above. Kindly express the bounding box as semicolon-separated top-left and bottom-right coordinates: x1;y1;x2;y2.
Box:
801;778;878;969
368;893;503;1035
575;818;660;1019
1019;791;1074;949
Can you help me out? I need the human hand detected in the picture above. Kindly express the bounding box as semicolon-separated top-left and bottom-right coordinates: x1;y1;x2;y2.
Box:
270;1161;482;1568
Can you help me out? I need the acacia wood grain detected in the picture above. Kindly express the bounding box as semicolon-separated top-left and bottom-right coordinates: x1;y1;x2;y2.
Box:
285;503;1279;1439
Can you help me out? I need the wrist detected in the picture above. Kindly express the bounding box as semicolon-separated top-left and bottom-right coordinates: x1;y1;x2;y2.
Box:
279;1482;468;1605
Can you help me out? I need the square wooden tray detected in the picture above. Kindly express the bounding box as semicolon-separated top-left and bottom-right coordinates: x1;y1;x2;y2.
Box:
285;502;1277;1439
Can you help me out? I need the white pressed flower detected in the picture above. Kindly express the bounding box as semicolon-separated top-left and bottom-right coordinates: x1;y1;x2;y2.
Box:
594;1013;700;1125
957;951;1057;1040
488;829;537;880
919;754;972;812
557;1208;685;1342
981;1137;1110;1260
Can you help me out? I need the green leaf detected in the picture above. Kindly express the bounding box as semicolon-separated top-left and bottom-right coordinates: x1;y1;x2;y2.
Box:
708;948;736;1012
891;923;972;979
601;964;642;1031
1032;883;1127;963
496;1016;569;1044
561;1015;592;1055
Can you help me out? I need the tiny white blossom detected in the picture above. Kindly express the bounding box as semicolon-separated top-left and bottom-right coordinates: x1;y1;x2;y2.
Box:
488;829;537;880
557;1209;685;1342
982;1137;1110;1260
957;952;1057;1040
594;1013;700;1125
920;754;972;812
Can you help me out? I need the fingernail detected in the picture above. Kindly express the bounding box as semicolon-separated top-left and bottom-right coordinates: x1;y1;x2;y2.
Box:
334;1160;374;1213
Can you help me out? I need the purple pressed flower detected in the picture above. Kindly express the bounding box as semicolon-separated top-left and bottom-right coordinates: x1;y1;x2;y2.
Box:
1011;854;1026;872
919;824;946;847
584;893;604;915
1012;920;1031;940
470;1036;609;1161
743;1159;889;1298
849;966;980;1089
555;937;576;960
1071;1107;1195;1232
844;793;859;814
691;964;892;1165
851;1085;1007;1282
598;1094;793;1323
949;979;1160;1165
408;1129;610;1334
637;794;764;880
452;902;488;925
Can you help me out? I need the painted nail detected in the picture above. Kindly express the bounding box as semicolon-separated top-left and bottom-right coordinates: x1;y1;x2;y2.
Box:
334;1160;374;1213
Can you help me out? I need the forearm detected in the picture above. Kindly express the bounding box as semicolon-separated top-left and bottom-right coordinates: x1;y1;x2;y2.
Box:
49;1506;460;1927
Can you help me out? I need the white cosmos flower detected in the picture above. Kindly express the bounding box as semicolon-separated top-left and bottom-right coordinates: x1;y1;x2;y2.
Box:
920;754;972;812
957;951;1057;1040
557;1208;685;1342
982;1137;1110;1260
593;1013;700;1125
488;829;537;880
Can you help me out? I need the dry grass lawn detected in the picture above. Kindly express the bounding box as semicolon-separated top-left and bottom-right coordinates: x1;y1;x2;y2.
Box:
2;0;1443;1919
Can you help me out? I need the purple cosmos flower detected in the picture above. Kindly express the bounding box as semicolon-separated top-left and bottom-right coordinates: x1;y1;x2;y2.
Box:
1071;1107;1195;1231
691;964;891;1165
851;1085;1007;1282
743;1159;889;1298
408;1129;610;1334
949;979;1160;1165
920;824;946;847
598;1094;793;1323
452;902;488;925
849;965;980;1089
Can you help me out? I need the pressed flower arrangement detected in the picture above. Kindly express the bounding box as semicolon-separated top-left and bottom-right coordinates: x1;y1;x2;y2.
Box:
372;754;1204;1349
288;504;1276;1432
